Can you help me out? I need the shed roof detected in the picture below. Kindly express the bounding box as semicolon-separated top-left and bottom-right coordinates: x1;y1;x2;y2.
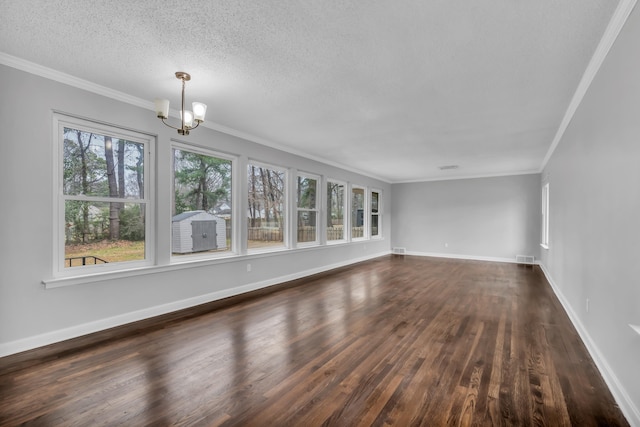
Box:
172;210;206;222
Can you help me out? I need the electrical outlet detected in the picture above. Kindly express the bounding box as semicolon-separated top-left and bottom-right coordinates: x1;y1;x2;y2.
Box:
444;243;449;248
247;264;252;272
586;298;590;313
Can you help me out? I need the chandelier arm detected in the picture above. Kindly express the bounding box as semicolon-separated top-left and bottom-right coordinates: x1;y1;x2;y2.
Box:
160;117;180;131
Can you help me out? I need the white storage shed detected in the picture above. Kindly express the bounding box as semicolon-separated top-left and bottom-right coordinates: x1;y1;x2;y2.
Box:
172;211;227;254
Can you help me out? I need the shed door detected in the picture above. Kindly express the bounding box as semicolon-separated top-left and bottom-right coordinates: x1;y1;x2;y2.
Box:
191;220;217;252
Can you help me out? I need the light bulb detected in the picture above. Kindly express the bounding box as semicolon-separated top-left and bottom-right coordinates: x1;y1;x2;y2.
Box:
181;110;194;128
192;102;207;122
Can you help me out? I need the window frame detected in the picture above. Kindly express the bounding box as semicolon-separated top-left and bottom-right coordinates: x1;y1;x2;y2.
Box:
295;171;320;247
52;113;155;278
170;141;237;262
541;182;550;249
247;160;289;253
370;188;382;239
350;184;368;241
326;178;348;244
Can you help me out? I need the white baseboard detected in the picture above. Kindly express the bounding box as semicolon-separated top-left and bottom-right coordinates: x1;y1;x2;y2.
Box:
404;250;519;264
538;263;640;427
0;251;390;358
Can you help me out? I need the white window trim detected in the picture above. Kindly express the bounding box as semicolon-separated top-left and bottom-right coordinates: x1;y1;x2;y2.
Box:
52;113;155;278
326;178;348;244
541;182;550;249
370;188;382;239
295;171;321;248
247;160;289;254
350;184;368;241
170;141;238;263
47;114;389;288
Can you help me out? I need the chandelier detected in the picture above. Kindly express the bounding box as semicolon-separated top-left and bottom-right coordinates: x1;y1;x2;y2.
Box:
154;72;207;135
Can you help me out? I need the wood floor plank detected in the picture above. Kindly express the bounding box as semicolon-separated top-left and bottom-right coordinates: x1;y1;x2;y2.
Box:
0;256;629;426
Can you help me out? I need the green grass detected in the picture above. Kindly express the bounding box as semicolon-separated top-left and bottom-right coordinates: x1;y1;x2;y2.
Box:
65;238;290;267
65;240;145;267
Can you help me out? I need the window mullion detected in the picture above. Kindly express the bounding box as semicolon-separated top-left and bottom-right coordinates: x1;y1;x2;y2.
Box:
63;195;147;204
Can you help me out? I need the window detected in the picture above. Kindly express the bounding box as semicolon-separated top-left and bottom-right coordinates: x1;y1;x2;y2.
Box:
172;144;233;258
351;185;367;240
541;182;549;248
326;180;346;242
296;173;319;245
371;189;381;238
247;162;287;250
54;114;152;274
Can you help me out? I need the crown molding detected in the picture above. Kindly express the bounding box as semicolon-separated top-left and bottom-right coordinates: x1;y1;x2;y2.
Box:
0;52;391;184
540;0;638;171
0;52;154;111
391;169;540;184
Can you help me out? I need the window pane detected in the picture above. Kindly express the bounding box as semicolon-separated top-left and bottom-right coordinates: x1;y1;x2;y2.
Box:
248;165;286;249
327;182;344;241
351;187;365;239
64;201;145;267
297;211;317;243
297;176;317;209
542;183;549;246
371;191;380;237
371;214;379;237
63;127;144;198
172;149;232;255
371;191;379;213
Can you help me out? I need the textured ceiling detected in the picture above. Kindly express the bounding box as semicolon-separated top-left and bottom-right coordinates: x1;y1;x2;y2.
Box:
0;0;620;182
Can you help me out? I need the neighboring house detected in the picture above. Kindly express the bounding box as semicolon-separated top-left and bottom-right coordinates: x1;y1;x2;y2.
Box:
213;203;232;222
172;211;227;254
214;202;231;215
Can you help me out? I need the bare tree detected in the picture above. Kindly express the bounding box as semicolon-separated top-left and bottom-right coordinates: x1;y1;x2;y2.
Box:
104;136;120;239
135;144;144;224
76;130;92;242
260;168;272;224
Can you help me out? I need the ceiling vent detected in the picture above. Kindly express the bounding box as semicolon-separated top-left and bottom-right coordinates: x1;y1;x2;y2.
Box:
438;165;459;170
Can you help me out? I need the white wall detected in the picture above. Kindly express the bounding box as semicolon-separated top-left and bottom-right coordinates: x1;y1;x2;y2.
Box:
0;64;390;355
540;3;640;423
390;174;541;262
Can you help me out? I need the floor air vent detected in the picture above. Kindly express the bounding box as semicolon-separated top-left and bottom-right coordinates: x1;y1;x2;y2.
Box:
516;255;535;265
392;247;407;255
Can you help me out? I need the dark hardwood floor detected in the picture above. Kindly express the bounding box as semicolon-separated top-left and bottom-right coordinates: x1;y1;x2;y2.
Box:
0;255;628;426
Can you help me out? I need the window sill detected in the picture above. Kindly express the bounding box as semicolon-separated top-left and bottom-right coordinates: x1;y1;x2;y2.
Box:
246;246;290;256
296;242;321;249
42;239;383;289
326;239;348;245
42;254;241;289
